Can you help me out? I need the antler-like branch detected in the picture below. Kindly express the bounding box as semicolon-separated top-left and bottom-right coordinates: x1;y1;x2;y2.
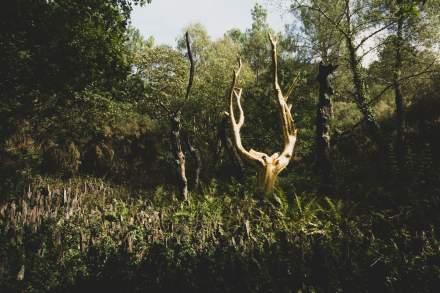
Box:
225;35;301;195
229;58;265;167
268;33;297;148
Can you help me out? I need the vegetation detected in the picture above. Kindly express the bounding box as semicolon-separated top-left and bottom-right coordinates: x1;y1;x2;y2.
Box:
0;0;439;292
1;178;439;292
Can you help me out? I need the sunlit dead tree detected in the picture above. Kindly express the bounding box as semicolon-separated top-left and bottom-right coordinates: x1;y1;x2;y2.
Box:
226;34;299;196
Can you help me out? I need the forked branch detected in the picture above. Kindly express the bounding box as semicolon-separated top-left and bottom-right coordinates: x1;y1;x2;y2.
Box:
229;58;265;167
269;33;297;146
226;35;300;195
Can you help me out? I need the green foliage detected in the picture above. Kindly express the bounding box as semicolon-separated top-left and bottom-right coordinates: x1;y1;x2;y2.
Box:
0;0;144;97
1;178;439;292
0;0;158;193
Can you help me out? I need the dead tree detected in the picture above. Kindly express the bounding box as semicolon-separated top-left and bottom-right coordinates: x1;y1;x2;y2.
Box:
316;62;337;195
161;31;198;200
183;32;202;192
170;110;188;199
226;34;298;196
184;131;202;190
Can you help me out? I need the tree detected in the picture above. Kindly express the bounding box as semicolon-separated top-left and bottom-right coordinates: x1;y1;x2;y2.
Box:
163;32;196;200
316;62;337;194
0;0;149;97
374;0;439;171
228;34;299;196
0;0;152;181
243;4;274;83
176;25;253;182
292;0;390;147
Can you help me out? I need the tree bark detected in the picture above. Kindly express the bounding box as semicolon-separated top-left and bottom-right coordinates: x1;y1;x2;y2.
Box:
185;133;202;190
256;162;278;197
346;37;383;147
393;3;405;172
316;62;336;195
343;4;383;148
171;111;188;200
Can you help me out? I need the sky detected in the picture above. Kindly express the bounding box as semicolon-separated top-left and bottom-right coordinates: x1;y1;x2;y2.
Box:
131;0;291;46
130;0;383;66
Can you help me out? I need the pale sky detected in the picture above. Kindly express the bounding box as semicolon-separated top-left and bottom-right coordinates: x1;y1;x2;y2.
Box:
131;0;290;46
130;1;383;66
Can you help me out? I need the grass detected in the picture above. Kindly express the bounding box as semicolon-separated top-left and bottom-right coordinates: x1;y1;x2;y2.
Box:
1;177;439;292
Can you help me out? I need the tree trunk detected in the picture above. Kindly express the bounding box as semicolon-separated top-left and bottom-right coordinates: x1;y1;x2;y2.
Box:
346;38;383;147
393;5;405;172
171;111;188;200
185;134;202;190
342;4;382;148
316;62;336;195
256;163;278;196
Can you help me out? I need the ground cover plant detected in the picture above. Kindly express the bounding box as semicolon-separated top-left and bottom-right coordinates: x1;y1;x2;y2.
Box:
1;178;439;292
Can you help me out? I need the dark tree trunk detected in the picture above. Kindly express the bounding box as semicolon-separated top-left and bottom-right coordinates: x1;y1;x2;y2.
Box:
171;111;188;200
393;5;405;172
185;133;202;191
316;62;336;195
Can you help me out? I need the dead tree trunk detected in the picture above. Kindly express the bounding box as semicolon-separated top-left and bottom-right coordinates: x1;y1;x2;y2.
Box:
227;34;298;197
171;111;188;200
185;133;202;190
165;31;195;200
316;62;336;195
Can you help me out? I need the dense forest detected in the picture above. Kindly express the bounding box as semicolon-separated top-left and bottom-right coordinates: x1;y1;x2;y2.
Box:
1;0;440;292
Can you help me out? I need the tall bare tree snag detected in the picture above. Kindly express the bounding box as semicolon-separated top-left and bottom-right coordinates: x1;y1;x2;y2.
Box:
227;34;298;196
167;31;196;200
316;62;337;195
185;31;194;100
184;32;203;191
170;110;188;200
185;132;202;190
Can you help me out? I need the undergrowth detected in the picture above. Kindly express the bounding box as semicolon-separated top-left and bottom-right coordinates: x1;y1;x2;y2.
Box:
0;177;439;292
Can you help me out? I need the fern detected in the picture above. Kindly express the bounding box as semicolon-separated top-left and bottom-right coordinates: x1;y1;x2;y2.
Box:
324;196;343;223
